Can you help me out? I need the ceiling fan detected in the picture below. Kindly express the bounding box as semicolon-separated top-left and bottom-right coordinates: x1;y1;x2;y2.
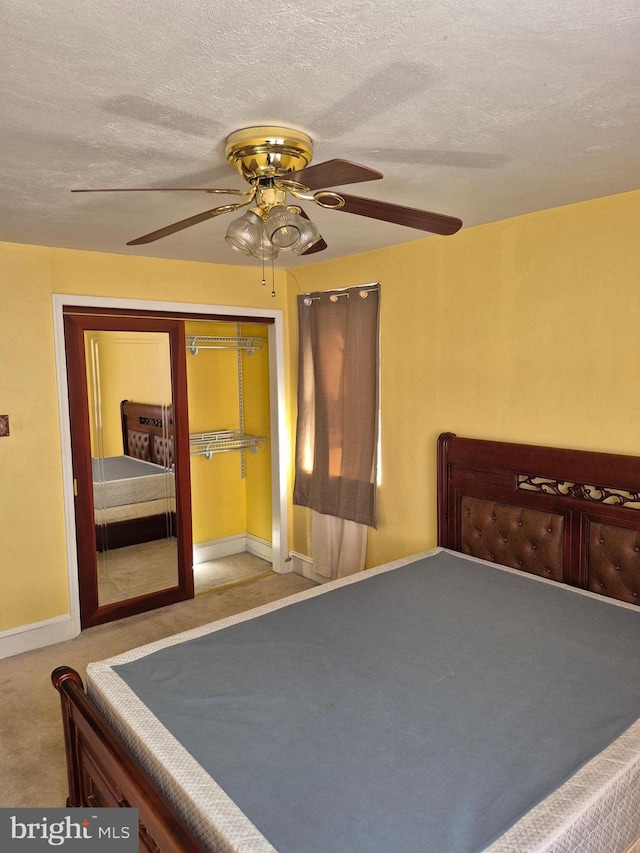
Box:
72;125;463;259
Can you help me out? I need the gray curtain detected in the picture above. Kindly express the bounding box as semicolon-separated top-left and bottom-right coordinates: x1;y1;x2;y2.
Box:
293;284;380;528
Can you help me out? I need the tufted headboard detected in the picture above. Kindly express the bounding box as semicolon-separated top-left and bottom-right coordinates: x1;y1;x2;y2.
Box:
120;400;174;469
437;432;640;606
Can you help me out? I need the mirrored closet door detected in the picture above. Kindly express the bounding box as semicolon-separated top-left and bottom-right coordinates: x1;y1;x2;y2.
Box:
64;310;193;628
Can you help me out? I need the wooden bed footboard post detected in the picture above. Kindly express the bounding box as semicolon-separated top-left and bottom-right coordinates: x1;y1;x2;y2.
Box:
51;666;205;851
51;666;85;808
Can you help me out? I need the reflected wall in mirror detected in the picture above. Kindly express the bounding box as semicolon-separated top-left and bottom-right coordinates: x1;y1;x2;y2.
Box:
85;330;178;606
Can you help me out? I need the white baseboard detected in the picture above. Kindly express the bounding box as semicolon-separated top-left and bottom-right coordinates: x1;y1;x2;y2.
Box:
246;534;273;563
289;550;332;584
193;534;246;564
0;614;76;660
193;534;273;565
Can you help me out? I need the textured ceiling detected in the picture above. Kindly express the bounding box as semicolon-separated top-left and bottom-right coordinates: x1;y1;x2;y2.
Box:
2;0;639;269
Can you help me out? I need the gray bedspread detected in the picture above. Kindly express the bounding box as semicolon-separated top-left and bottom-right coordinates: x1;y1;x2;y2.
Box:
113;550;640;852
91;455;164;482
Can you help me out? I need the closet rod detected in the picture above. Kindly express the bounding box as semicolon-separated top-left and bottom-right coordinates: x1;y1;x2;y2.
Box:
189;431;267;461
186;334;266;355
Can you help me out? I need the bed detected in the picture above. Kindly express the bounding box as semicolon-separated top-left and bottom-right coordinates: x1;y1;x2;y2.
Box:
94;400;176;551
53;432;640;852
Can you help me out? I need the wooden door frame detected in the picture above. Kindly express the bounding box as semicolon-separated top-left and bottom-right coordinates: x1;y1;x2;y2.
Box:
53;294;290;639
63;311;194;628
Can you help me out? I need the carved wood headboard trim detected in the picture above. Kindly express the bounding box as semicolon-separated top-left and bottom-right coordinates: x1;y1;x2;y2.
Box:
437;432;640;606
120;400;174;468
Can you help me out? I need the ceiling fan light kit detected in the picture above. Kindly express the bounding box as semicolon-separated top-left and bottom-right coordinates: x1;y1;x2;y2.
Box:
264;205;302;249
253;229;280;262
224;203;322;259
224;209;263;255
292;215;321;255
72;124;463;259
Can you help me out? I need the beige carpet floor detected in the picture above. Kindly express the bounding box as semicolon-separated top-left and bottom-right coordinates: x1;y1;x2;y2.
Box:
0;570;315;808
194;552;273;592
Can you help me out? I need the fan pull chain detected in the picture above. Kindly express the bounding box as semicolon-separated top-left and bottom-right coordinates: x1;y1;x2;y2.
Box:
257;222;274;296
261;223;267;288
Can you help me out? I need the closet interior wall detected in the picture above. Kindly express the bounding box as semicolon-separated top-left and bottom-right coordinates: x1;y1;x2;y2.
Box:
185;320;272;566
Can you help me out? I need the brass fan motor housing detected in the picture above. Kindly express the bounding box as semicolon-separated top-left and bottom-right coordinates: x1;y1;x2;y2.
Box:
225;126;314;182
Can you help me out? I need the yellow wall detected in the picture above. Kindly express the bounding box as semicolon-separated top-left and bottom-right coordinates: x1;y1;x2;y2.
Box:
0;243;287;632
2;187;640;635
288;189;640;569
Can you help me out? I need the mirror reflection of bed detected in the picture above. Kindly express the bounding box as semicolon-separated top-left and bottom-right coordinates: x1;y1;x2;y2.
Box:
94;399;178;606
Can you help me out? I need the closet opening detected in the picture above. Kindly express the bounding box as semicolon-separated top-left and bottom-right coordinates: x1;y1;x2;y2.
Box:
53;296;288;636
185;317;274;594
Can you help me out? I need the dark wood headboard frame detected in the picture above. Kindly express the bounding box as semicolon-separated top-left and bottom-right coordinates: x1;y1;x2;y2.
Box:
120;399;174;468
437;432;640;605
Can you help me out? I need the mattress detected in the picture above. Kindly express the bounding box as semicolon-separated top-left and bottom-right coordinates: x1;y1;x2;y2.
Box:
94;498;176;524
86;548;640;853
92;455;175;510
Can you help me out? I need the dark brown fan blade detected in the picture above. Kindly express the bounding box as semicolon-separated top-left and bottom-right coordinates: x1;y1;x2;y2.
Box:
72;187;244;194
301;237;327;255
126;205;236;245
286;159;382;190
298;208;327;255
333;193;462;235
